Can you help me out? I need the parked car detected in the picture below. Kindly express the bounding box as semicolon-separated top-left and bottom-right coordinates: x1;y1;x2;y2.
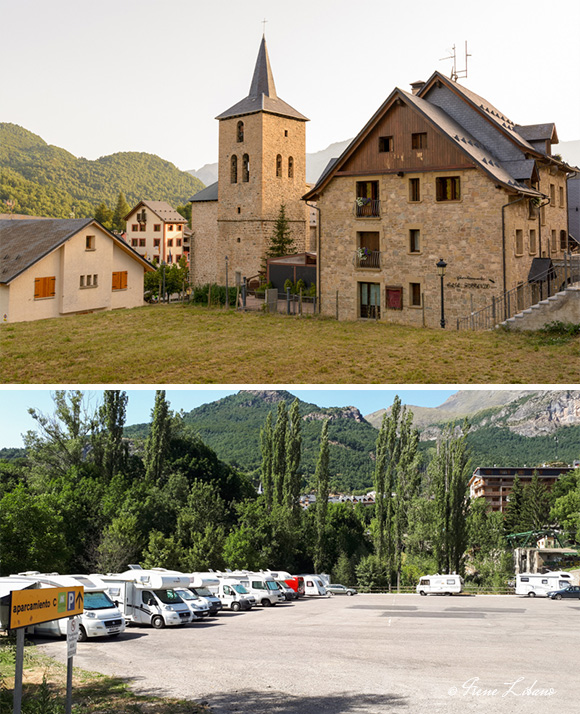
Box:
547;585;580;600
326;584;357;596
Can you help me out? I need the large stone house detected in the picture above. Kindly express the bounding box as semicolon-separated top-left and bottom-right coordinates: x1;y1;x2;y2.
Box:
0;218;153;323
303;71;576;327
189;36;310;287
124;200;188;266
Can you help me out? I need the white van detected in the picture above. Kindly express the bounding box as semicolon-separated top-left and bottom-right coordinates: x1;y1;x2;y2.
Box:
416;574;463;596
515;571;573;598
13;572;125;641
99;567;191;628
211;579;255;611
300;575;327;596
188;575;223;615
228;571;284;606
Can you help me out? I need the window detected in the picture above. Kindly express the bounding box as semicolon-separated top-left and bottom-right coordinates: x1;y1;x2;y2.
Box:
93;274;98;286
231;154;238;183
34;276;56;299
242;154;249;182
237;206;241;214
276;154;282;178
131;238;138;247
356;231;380;267
559;186;564;207
112;271;128;291
540;205;546;225
409;229;420;253
288;156;294;178
412;132;427;150
515;229;523;255
154;238;160;248
355;180;380;217
80;274;98;288
168;224;174;231
436;177;460;201
167;239;173;247
177;239;182;247
528;199;537;220
560;230;567;251
359;282;380;319
529;229;537;254
131;224;138;231
139;238;146;247
154;224;161;232
409;178;420;202
85;235;95;250
139;224;146;232
409;282;421;306
237;121;244;142
378;136;393;152
550;184;555;204
284;129;288;137
551;230;557;252
385;285;403;310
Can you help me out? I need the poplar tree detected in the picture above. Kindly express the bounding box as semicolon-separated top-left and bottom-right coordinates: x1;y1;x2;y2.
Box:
99;390;128;481
260;411;273;510
284;399;302;513
272;401;288;506
144;390;172;484
314;419;330;573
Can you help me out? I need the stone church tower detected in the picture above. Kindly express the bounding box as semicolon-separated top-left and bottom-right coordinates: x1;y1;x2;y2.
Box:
191;36;309;287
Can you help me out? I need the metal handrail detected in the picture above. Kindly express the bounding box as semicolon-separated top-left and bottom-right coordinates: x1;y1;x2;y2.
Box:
354;250;381;269
354;199;381;218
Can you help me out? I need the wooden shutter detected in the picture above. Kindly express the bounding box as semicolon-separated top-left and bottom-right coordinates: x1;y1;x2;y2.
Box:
112;271;128;291
34;276;56;299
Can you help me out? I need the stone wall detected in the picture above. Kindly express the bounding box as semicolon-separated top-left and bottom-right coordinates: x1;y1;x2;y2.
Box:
190;201;218;286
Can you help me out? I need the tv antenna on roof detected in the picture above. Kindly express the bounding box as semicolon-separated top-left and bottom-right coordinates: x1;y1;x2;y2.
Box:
440;41;471;82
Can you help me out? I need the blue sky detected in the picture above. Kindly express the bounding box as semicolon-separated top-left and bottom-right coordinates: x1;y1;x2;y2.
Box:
0;386;469;449
2;0;578;170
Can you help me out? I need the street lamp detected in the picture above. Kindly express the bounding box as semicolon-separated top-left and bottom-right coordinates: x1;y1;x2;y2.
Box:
436;258;447;329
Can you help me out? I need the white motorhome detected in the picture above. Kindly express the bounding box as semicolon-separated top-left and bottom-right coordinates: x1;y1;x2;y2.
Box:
228;571;284;606
416;574;463;596
13;572;125;641
196;572;255;610
188;575;223;615
98;567;191;628
146;569;210;620
300;575;327;596
515;571;573;598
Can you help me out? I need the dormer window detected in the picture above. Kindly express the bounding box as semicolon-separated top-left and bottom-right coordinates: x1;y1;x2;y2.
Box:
237;121;244;142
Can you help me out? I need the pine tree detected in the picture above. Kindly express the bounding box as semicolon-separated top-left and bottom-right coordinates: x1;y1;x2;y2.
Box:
284;399;302;514
260;411;273;510
111;192;130;232
272;401;288;506
504;475;523;535
314;419;330;573
94;202;113;229
521;473;550;531
144;390;172;484
266;205;295;259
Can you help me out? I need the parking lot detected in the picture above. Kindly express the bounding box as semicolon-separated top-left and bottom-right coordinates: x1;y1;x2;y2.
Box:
36;594;578;713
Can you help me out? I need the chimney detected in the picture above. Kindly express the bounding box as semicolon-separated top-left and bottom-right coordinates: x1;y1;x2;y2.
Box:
410;80;425;96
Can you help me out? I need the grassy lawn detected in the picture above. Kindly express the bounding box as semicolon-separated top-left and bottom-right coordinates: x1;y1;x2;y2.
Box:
1;304;578;384
0;638;209;713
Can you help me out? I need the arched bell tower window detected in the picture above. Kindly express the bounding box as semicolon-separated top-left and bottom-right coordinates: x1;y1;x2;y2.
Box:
276;154;282;178
242;154;250;182
230;155;238;184
288;156;294;179
237;121;244;142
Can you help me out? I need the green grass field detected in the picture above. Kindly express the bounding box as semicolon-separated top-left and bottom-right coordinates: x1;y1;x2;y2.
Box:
1;305;578;384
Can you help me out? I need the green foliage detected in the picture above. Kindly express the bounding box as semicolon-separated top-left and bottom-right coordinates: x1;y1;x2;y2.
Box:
520;473;551;531
265;205;295;259
314;419;330;572
112;192;131;232
550;468;580;535
190;283;237;307
0;122;204;218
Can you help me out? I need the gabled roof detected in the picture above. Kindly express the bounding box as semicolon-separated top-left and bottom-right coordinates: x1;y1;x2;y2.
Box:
124;200;186;223
190;181;218;203
0;218;153;284
216;36;308;122
515;123;558;144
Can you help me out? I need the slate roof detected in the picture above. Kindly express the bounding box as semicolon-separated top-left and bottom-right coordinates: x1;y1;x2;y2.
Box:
190;181;218;202
216;36;308;122
515;123;557;143
0;218;152;284
125;200;186;223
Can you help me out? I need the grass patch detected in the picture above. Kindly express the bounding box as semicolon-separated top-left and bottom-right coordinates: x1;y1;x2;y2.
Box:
0;638;210;713
1;304;578;384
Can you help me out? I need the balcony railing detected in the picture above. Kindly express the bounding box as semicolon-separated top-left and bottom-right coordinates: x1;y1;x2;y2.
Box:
354;250;381;269
354;199;381;218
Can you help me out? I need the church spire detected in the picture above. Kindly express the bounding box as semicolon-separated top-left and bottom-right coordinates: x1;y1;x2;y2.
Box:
249;35;277;99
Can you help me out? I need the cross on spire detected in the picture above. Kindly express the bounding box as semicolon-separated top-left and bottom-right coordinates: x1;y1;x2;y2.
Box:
262;18;267;36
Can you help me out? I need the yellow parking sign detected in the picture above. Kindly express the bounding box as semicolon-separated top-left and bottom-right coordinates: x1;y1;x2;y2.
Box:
10;586;83;629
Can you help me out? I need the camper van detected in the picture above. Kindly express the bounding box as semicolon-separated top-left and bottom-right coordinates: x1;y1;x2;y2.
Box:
212;580;255;611
146;569;210;619
515;571;573;598
99;567;191;628
188;575;223;615
12;572;125;641
265;570;305;597
300;575;327;596
416;574;463;596
228;571;284;606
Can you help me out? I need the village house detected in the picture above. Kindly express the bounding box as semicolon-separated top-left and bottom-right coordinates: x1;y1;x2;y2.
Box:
125;200;188;266
189;36;310;288
303;71;576;328
0;218;153;323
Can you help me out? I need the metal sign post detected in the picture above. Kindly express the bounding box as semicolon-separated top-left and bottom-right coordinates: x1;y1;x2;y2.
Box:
66;618;79;714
